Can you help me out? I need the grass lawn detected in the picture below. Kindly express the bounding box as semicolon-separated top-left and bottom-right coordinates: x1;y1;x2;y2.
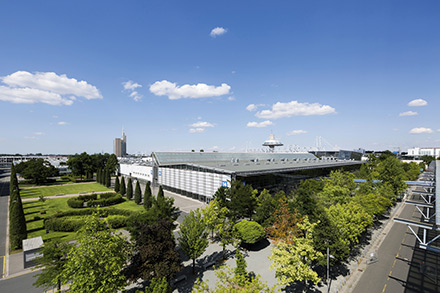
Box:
22;197;146;245
20;182;112;199
18;178;70;188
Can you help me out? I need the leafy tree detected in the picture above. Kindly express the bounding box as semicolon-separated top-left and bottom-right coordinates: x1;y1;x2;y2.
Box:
144;181;153;209
420;155;435;168
120;176;126;196
233;220;265;245
217;217;236;259
114;176;120;193
9;188;27;250
193;265;275;292
254;190;286;227
326;202;373;248
127;220;181;282
352;192;392;218
269;217;323;290
178;209;209;274
291;181;323;223
15;158;58;184
201;199;228;238
61;215;131;293
66;152;93;180
234;249;247;285
228;180;257;221
377;156;407;196
266;198;301;244
142;277;172;293
33;238;73;291
157;185;164;199
126;178;133;199
105;154;118;175
134;181;142;204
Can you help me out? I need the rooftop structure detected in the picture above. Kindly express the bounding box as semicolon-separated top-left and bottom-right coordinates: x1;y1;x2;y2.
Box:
262;134;283;152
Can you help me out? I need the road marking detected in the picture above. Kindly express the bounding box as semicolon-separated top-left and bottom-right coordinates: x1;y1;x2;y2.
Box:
392;259;397;267
1;256;4;278
382;283;387;292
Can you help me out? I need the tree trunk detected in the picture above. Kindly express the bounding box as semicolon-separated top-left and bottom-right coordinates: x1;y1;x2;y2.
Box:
57;278;61;291
192;258;195;274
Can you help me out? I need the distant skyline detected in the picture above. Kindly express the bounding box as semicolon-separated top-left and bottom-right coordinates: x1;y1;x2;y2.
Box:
1;1;439;154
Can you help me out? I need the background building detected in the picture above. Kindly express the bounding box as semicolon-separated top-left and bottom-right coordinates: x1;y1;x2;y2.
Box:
407;147;440;158
114;129;127;157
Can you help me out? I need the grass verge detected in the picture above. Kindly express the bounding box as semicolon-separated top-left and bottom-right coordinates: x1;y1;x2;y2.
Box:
20;183;111;199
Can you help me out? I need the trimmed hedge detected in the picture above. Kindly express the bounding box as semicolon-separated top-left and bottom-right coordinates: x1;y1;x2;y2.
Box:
107;215;128;229
233;220;265;244
67;193;124;208
45;217;85;232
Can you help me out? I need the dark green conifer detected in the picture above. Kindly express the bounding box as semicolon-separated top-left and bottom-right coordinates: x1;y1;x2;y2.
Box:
120;176;126;196
126;178;133;199
134;181;142;204
114;176;120;193
143;181;153;209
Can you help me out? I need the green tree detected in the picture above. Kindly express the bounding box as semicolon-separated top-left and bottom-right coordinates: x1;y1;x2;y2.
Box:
420;155;435;168
157;185;164;199
153;195;180;224
201;199;228;238
15;158;58;184
62;215;131;293
266;198;301;244
9;188;27;250
120;176;126;196
134;181;142;204
66;152;93;180
9;163;18;195
143;277;172;293
126;178;133;199
178;209;209;274
377;156;407;197
234;249;247;285
228;180;257;221
254;190;285;227
127;220;181;282
269;217;323;291
33;238;73;291
193;265;275;293
233;220;265;245
105;154;118;175
114;176;120;193
104;169;110;187
143;181;153;209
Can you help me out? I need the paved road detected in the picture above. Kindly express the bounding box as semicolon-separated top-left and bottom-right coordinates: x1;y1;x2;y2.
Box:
0;271;41;292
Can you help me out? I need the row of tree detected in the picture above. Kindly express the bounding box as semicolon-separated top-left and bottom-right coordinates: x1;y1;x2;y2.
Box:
14;158;58;184
67;152;118;180
9;164;27;250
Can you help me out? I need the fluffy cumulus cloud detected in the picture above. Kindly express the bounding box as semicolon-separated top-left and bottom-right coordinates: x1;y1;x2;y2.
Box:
286;130;307;136
0;71;102;106
246;104;258;111
409;127;433;134
58;121;69;126
256;100;336;119
246;120;273;128
150;80;231;100
122;80;143;102
399;111;418;117
408;98;428;107
210;27;227;37
189;121;214;133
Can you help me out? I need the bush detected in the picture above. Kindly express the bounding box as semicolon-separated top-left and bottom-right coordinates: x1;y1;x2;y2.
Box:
107;215;128;229
44;217;85;232
233;220;265;244
67;193;124;208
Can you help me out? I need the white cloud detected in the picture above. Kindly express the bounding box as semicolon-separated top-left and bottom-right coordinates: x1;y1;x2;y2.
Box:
33;132;45;136
189;128;205;133
150;80;231;100
246;120;273;128
409;127;433;134
58;121;69;126
190;121;214;128
0;71;102;106
399;111;418;117
123;80;143;102
210;27;227;37
256;100;336;119
286;130;308;136
228;96;235;101
123;80;142;91
408;98;427;107
246;104;258;111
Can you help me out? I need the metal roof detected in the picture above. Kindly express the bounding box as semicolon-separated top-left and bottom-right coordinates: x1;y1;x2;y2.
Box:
152;152;362;176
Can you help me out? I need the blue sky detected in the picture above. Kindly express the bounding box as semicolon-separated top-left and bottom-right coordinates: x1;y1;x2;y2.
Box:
1;0;439;154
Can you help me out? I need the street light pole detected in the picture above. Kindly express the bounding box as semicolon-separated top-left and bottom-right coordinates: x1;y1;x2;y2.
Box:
327;247;329;284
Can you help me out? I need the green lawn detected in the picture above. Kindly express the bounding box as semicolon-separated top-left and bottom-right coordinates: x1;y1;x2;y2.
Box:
20;183;112;199
23;197;146;244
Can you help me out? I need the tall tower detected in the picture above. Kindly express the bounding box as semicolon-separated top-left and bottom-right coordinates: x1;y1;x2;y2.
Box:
262;134;283;152
114;128;127;157
121;128;127;156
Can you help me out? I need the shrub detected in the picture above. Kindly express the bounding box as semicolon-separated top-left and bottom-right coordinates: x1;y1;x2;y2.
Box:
67;193;123;208
233;220;265;244
44;217;85;232
107;215;128;229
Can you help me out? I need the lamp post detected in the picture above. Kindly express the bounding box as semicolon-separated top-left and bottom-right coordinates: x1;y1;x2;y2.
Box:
327;247;334;291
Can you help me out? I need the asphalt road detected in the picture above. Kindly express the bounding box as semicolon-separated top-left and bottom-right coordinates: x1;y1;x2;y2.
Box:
0;271;41;292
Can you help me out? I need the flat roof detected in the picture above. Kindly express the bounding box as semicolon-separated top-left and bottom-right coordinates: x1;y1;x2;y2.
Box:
23;236;43;251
